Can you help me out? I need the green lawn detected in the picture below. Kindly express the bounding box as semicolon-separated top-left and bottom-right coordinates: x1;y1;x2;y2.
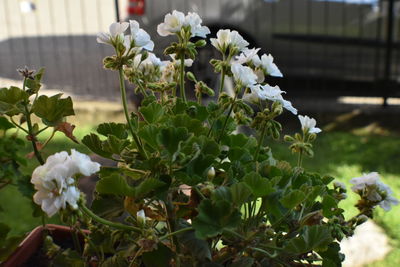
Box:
1;126;399;266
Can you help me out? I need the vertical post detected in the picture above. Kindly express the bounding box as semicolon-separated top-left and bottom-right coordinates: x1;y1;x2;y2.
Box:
383;0;395;106
115;0;120;22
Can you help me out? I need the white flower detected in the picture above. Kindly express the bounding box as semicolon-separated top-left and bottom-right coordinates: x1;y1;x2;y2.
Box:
210;29;231;52
128;20;154;51
380;195;399;211
231;63;257;88
70;149;101;176
97;22;129;45
254;54;283;78
184;12;210;38
242;87;264;104
235;48;261;65
350;172;399;211
242;84;297;114
211;29;249;53
31;150;100;217
230;31;249;51
157;11;210;38
298;115;321;133
157;10;186;36
350;172;379;192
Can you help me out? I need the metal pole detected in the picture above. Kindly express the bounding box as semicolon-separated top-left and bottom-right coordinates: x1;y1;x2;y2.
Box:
383;0;395;106
115;0;120;22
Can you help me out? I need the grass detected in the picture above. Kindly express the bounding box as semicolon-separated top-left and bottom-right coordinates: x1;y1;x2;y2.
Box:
1;124;399;266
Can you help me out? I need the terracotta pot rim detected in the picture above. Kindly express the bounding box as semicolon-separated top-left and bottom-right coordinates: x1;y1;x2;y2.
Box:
2;224;88;267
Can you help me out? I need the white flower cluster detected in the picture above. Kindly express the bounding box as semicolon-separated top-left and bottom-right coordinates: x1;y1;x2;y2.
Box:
97;20;154;52
350;172;399;211
157;10;210;38
211;29;249;53
208;29;296;115
31;150;100;217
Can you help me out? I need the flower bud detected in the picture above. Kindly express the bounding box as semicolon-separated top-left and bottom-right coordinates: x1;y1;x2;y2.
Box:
207;167;216;180
137;209;146;227
308;133;317;142
195;39;207;47
284;135;295;142
186;71;197;82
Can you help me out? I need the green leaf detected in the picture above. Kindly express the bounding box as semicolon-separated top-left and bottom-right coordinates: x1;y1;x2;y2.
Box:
142;243;172;267
228;147;253;162
134;178;165;199
96;173;135;196
322;195;338;218
0;222;10;240
82;133;113;159
184;154;215;185
139;102;164;124
212;186;232;203
177;221;211;261
171;114;206;136
192;199;241;239
158;127;189;155
0;116;14;130
25;78;41;93
230;182;252;205
281;190;306;209
284;225;333;254
200;139;220;157
91;195;124;219
32;94;74;126
186;102;209;121
97;122;128;139
243;172;274;197
138;124;160;150
0;86;28;116
34;68;45;82
102;135;130;155
319;242;344;267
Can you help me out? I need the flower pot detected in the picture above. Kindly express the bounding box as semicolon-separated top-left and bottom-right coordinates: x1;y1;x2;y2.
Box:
2;224;88;267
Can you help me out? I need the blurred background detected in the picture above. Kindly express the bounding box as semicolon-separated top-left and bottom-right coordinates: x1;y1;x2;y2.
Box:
1;1;400;266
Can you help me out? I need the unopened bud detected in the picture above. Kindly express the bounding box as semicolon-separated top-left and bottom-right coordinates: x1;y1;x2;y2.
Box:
207;167;216;180
137;209;146;227
308;133;317;142
195;39;207;47
284;135;294;142
186;71;197;82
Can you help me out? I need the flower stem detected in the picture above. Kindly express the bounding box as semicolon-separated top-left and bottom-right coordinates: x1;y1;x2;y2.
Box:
180;53;186;101
9;117;29;134
254;122;267;162
218;64;226;96
22;78;44;165
217;92;238;143
80;203;142;233
118;68;147;159
297;150;303;167
159;227;193;240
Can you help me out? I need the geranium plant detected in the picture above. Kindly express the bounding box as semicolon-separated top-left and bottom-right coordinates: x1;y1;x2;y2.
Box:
1;10;398;266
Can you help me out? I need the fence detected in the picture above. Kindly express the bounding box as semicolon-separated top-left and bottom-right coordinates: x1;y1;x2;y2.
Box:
0;0;122;100
0;0;399;101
